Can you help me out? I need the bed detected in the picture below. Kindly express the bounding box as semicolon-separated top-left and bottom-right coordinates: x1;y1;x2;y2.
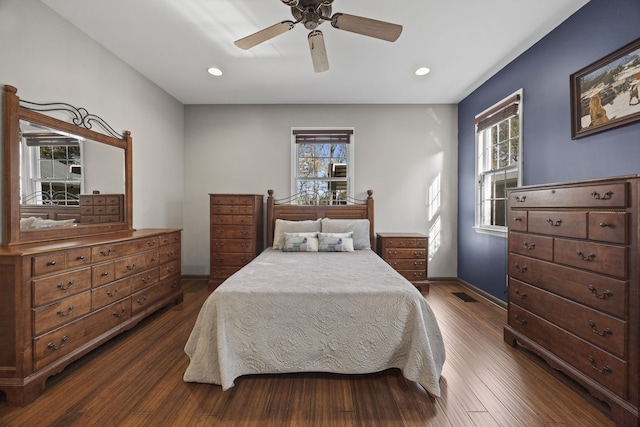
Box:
183;190;446;396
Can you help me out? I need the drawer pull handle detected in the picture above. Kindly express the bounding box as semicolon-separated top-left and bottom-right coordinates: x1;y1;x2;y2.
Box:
599;222;609;228
113;306;127;317
101;271;110;277
47;335;68;351
141;275;152;283
515;196;526;202
56;305;74;317
576;251;595;261
126;263;137;271
522;242;536;250
513;314;527;325
588;320;612;337
171;280;179;289
77;255;85;260
546;219;562;227
48;261;57;266
513;217;522;222
100;249;114;256
514;289;528;299
107;288;120;297
588;285;613;300
167;267;175;273
147;240;156;246
168;251;175;257
137;295;148;306
57;280;74;290
514;263;527;273
591;191;613;201
587;356;612;374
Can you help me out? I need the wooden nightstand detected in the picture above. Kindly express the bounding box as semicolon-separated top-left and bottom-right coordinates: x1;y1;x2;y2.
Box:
376;233;429;292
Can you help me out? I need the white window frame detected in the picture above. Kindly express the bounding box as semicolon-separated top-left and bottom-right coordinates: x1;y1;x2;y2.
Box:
474;89;523;237
291;127;355;204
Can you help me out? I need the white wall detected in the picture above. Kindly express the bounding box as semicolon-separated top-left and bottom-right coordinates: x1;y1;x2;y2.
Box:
0;0;184;238
184;104;458;278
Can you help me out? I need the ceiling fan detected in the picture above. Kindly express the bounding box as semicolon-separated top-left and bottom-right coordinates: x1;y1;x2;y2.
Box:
234;0;403;73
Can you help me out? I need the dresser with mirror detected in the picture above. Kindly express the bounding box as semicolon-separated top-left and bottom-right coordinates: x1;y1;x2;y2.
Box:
0;85;183;405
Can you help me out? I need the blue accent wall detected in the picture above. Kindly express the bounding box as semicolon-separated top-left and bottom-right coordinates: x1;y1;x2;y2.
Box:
457;0;640;301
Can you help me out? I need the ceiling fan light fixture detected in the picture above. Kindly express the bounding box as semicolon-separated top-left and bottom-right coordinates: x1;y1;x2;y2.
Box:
415;67;430;76
207;67;223;76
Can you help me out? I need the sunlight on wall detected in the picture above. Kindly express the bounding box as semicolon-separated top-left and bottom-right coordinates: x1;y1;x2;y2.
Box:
427;173;441;260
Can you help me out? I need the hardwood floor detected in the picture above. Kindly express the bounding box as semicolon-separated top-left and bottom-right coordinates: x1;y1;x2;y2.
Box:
0;279;617;426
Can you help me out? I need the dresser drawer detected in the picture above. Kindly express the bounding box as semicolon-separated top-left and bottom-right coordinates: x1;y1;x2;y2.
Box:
508;304;627;398
159;243;180;263
397;270;427;282
211;195;257;206
33;299;131;371
588;212;628;244
91;277;132;310
508;232;553;261
211;239;254;253
210;205;255;215
384;259;426;270
92;237;159;261
211;253;253;267
131;279;178;315
130;268;160;293
509;182;627;208
159;259;180;280
159;231;181;246
211;225;254;239
33;291;92;335
381;238;426;248
66;248;92;268
509;254;627;319
508;210;528;232
554;239;627;278
32;253;67;276
32;267;92;306
509;279;627;358
383;248;426;259
114;253;151;279
527;211;587;238
92;262;116;287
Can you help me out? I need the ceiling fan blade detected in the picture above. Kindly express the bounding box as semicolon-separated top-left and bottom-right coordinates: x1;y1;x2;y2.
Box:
308;30;329;73
331;13;402;42
234;21;295;50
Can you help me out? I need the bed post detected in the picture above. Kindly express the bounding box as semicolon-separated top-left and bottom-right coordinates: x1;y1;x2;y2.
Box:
266;190;274;247
366;190;374;248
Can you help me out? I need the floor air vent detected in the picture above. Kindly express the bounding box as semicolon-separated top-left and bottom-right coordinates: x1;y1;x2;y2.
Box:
452;292;478;303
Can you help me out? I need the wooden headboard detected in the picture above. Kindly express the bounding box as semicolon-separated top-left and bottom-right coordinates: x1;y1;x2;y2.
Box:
266;189;374;248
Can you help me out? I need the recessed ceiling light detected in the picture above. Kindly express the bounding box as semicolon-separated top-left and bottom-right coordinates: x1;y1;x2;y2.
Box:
207;67;223;76
415;67;430;76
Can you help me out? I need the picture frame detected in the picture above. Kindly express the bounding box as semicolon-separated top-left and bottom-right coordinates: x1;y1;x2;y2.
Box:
570;37;640;139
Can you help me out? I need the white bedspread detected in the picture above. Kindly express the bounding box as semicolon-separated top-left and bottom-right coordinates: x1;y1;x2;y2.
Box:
183;248;446;397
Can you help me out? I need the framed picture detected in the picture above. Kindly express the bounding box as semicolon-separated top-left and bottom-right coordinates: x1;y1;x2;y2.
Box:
571;37;640;139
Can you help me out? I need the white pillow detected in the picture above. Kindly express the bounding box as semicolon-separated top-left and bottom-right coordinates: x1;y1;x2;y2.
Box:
320;218;370;249
272;218;321;249
283;232;319;252
318;232;354;252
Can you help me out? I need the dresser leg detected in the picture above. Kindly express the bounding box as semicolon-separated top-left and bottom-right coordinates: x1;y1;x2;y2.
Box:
503;326;518;347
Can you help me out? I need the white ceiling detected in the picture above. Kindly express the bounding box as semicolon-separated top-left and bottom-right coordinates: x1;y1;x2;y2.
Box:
41;0;589;105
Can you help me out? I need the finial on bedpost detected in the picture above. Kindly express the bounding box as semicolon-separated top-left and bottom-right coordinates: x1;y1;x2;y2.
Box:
268;189;274;198
367;190;373;198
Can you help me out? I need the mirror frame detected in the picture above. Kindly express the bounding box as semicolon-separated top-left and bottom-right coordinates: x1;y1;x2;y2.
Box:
2;85;133;245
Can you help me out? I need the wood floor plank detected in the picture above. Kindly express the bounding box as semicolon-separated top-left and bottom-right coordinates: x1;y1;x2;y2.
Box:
0;279;618;427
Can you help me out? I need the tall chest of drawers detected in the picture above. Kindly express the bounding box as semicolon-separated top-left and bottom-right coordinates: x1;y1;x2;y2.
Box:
209;194;263;289
0;229;182;405
376;233;429;292
503;176;639;426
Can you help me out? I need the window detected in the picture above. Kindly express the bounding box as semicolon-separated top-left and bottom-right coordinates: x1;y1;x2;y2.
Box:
474;90;522;235
21;131;82;205
291;128;354;205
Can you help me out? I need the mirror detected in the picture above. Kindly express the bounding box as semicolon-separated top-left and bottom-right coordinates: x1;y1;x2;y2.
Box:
3;85;133;245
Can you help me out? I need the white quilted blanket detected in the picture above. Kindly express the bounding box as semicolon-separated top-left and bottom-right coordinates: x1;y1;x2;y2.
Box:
183;248;446;397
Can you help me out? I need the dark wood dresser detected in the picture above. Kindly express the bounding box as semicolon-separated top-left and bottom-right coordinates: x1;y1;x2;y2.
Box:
209;194;264;289
0;229;182;405
504;175;639;426
376;232;429;291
